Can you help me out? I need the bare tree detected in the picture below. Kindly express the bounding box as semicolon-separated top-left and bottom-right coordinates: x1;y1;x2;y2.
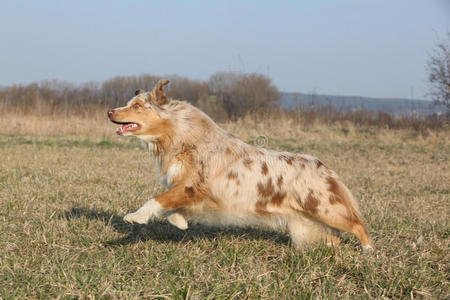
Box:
427;33;450;108
209;72;244;118
165;76;210;105
209;72;280;119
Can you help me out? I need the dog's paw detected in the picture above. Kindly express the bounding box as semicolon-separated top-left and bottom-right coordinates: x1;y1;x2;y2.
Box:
123;212;150;224
362;245;374;253
167;213;188;230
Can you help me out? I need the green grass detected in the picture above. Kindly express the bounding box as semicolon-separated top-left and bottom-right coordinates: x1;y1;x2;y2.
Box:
0;131;448;299
0;134;140;150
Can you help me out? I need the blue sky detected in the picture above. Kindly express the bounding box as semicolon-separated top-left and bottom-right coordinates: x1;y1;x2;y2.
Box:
1;0;448;99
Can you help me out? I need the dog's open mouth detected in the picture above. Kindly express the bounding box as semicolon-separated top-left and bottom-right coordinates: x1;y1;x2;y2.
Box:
111;121;141;135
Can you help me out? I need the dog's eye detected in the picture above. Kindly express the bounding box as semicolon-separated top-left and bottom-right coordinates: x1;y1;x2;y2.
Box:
132;103;141;110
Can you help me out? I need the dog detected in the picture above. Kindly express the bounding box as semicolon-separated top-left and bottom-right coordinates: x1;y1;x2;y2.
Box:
108;80;373;252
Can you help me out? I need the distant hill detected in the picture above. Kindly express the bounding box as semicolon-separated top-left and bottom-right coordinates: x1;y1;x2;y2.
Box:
281;92;448;116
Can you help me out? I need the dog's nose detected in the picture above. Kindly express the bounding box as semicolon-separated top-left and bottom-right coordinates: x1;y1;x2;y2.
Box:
108;110;114;119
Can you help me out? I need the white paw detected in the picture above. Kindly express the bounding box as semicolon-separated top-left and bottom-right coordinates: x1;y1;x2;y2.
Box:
362;245;374;253
123;212;150;224
123;199;163;225
167;213;188;230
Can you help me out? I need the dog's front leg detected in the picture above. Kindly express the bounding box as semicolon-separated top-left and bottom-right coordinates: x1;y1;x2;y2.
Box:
123;185;196;227
167;212;188;230
123;198;163;224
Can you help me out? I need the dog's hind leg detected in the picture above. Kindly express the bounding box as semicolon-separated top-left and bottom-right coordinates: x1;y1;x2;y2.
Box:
298;177;373;252
287;214;340;249
310;209;372;252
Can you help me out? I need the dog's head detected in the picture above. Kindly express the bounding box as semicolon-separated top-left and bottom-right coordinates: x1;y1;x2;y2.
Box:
108;79;173;139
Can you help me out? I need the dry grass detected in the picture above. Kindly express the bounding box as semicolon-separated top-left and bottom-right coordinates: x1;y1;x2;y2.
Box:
0;113;449;299
0;111;114;138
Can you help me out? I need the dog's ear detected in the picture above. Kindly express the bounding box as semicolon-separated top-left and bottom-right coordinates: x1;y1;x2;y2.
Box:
150;79;170;105
135;89;146;96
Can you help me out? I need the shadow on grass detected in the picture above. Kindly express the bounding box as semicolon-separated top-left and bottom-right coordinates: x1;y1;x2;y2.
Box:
62;207;290;247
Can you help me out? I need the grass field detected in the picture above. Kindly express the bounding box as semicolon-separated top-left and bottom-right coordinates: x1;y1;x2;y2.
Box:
0;116;449;299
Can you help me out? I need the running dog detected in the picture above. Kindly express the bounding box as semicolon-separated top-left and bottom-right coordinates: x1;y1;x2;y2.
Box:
107;80;373;252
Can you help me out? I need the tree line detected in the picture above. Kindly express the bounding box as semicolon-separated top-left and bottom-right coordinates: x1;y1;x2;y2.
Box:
0;72;280;121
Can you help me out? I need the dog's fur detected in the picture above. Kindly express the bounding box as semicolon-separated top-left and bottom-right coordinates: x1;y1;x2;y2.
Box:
108;80;373;252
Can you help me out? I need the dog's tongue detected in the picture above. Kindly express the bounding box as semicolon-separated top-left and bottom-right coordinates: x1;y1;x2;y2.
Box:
117;123;137;135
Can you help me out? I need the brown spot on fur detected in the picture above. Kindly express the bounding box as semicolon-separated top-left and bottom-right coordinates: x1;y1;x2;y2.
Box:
346;214;362;225
257;178;275;198
326;177;344;205
227;171;238;180
197;171;205;183
329;195;338;205
297;156;308;163
302;190;320;215
181;143;196;153
184;186;195;197
325;209;329;215
155;184;205;210
197;161;205;183
255;201;269;214
327;176;339;194
279;154;294;165
200;118;210;130
261;162;269;175
270;191;286;206
242;158;253;169
315;159;324;168
325;177;364;227
225;148;232;155
277;175;283;189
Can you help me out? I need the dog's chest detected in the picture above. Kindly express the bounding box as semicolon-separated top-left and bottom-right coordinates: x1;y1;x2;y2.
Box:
157;160;183;188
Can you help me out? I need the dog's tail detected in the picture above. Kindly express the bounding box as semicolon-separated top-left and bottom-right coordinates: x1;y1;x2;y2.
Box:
322;174;372;250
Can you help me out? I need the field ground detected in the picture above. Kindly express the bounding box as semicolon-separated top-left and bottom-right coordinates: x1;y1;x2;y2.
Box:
0;117;449;299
